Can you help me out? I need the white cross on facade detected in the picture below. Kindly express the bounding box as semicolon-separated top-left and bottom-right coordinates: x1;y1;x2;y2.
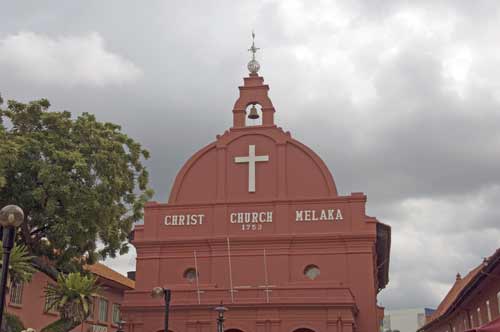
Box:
234;145;269;192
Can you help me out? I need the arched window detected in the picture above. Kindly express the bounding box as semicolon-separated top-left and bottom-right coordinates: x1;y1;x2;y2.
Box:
226;329;245;332
303;264;320;280
183;268;197;283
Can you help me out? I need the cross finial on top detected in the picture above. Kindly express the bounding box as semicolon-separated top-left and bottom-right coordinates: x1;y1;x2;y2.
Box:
248;31;260;60
247;31;261;74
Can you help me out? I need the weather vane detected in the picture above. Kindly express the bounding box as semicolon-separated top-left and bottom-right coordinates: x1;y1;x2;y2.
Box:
247;31;261;74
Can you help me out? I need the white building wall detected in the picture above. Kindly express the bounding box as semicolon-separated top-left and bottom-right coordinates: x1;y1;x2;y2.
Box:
383;308;433;332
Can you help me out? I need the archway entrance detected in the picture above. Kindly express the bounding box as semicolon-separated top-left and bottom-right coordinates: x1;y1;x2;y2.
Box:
293;328;316;332
226;329;245;332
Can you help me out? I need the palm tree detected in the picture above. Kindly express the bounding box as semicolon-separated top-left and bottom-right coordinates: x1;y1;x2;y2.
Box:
0;243;36;284
41;272;99;332
0;243;35;332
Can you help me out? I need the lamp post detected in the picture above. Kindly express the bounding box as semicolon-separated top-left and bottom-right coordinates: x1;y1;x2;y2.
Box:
117;320;126;332
214;303;228;332
151;287;171;332
0;205;24;329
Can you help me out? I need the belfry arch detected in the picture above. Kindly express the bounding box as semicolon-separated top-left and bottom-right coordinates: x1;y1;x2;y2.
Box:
245;103;263;126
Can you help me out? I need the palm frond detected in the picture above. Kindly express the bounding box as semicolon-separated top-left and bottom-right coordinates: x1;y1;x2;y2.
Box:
0;243;36;283
43;272;99;323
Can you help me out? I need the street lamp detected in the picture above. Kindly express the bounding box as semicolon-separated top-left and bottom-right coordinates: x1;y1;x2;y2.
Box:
116;320;126;332
151;287;171;332
214;302;228;332
0;205;24;329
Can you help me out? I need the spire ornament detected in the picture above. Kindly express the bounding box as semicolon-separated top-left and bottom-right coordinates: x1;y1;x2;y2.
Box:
247;31;261;74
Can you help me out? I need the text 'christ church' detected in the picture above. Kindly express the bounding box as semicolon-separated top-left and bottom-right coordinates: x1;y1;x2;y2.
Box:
122;35;391;332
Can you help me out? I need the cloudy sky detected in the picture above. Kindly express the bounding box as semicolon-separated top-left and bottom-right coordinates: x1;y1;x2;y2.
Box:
1;1;500;310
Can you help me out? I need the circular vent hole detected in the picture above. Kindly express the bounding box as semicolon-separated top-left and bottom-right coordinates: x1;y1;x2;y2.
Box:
304;264;320;280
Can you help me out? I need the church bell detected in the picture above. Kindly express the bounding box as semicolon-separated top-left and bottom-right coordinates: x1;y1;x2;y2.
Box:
248;104;260;119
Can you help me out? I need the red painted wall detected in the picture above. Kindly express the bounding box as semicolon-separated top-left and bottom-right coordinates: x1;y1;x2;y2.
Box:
6;271;127;332
122;73;389;332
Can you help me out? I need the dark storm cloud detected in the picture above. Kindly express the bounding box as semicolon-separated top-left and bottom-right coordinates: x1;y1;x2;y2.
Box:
1;0;500;310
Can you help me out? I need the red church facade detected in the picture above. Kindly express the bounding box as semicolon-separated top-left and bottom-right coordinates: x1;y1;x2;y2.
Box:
122;52;390;332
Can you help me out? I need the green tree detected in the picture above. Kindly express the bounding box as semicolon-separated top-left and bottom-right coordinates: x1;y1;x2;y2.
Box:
42;272;99;332
3;312;25;332
0;96;153;279
0;95;16;190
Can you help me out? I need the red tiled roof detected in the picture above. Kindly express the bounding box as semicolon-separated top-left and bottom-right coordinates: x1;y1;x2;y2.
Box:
428;264;484;322
376;221;391;291
420;248;500;331
86;263;135;290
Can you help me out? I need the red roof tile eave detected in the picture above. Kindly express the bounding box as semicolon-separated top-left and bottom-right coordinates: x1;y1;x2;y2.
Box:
85;263;135;290
418;248;500;332
96;275;135;291
376;221;391;291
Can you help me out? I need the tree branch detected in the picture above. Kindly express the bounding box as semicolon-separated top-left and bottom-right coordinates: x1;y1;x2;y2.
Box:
30;224;51;235
32;256;58;281
20;217;33;246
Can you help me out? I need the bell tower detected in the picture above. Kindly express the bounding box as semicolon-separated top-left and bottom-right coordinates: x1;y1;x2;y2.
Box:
232;33;276;128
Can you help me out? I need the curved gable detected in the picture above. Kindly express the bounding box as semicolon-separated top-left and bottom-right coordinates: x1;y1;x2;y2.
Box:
168;127;337;204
